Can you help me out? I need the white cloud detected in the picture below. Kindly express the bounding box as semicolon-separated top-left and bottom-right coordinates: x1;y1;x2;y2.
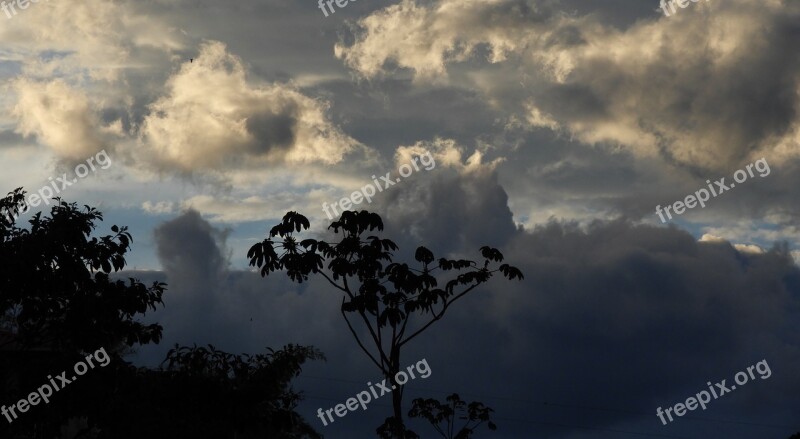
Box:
142;201;177;215
139;41;367;173
0;0;183;81
11;79;124;161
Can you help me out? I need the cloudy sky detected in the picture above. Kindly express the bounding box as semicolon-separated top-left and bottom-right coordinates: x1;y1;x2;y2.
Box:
2;0;800;437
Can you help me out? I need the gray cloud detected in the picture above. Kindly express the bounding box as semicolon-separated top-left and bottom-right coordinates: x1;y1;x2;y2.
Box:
132;179;800;438
336;0;800;172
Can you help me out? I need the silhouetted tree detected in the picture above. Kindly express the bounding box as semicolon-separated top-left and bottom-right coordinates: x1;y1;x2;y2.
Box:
408;394;496;439
1;189;323;439
248;210;522;436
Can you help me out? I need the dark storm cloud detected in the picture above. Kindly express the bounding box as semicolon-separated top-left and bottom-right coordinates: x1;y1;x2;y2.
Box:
131;180;800;438
149;210;230;342
141;155;799;438
154;209;228;280
399;218;800;438
138;209;358;371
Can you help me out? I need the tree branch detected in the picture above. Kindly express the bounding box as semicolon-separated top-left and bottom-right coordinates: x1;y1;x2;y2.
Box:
399;282;481;347
341;297;385;374
317;270;352;298
397;309;410;343
344;275;392;368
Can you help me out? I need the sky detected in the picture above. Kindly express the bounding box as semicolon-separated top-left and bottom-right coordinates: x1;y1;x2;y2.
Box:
1;0;799;437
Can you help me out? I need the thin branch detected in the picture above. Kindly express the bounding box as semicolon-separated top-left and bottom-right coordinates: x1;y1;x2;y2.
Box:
399;283;480;347
317;271;351;297
392;322;407;407
469;420;486;435
397;308;410;342
345;275;392;368
341;297;385;374
376;315;384;371
369;315;391;371
432;422;447;438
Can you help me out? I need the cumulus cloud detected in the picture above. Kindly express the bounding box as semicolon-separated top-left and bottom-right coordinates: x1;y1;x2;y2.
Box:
10;79;124;161
139;41;366;173
336;0;800;171
334;0;549;80
361;138;518;252
0;0;183;81
154;209;230;286
394;137;503;173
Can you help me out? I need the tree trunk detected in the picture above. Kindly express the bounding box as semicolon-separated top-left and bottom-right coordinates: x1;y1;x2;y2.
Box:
389;346;403;428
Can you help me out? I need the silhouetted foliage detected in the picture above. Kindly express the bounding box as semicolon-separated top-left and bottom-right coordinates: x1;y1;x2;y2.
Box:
0;188;164;352
1;190;323;439
90;344;325;439
377;416;419;439
248;210;522;436
1;344;324;439
408;394;496;439
0;187;163;438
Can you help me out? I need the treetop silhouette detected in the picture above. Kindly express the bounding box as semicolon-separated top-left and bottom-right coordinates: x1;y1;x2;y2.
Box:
248;209;522;437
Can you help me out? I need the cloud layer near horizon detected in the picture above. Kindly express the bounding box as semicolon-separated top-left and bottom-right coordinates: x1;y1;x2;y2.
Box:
133;203;800;438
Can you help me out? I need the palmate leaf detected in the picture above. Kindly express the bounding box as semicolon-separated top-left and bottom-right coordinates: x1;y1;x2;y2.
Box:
498;263;524;280
269;211;311;237
479;246;504;262
300;238;318;251
414;246;434;264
